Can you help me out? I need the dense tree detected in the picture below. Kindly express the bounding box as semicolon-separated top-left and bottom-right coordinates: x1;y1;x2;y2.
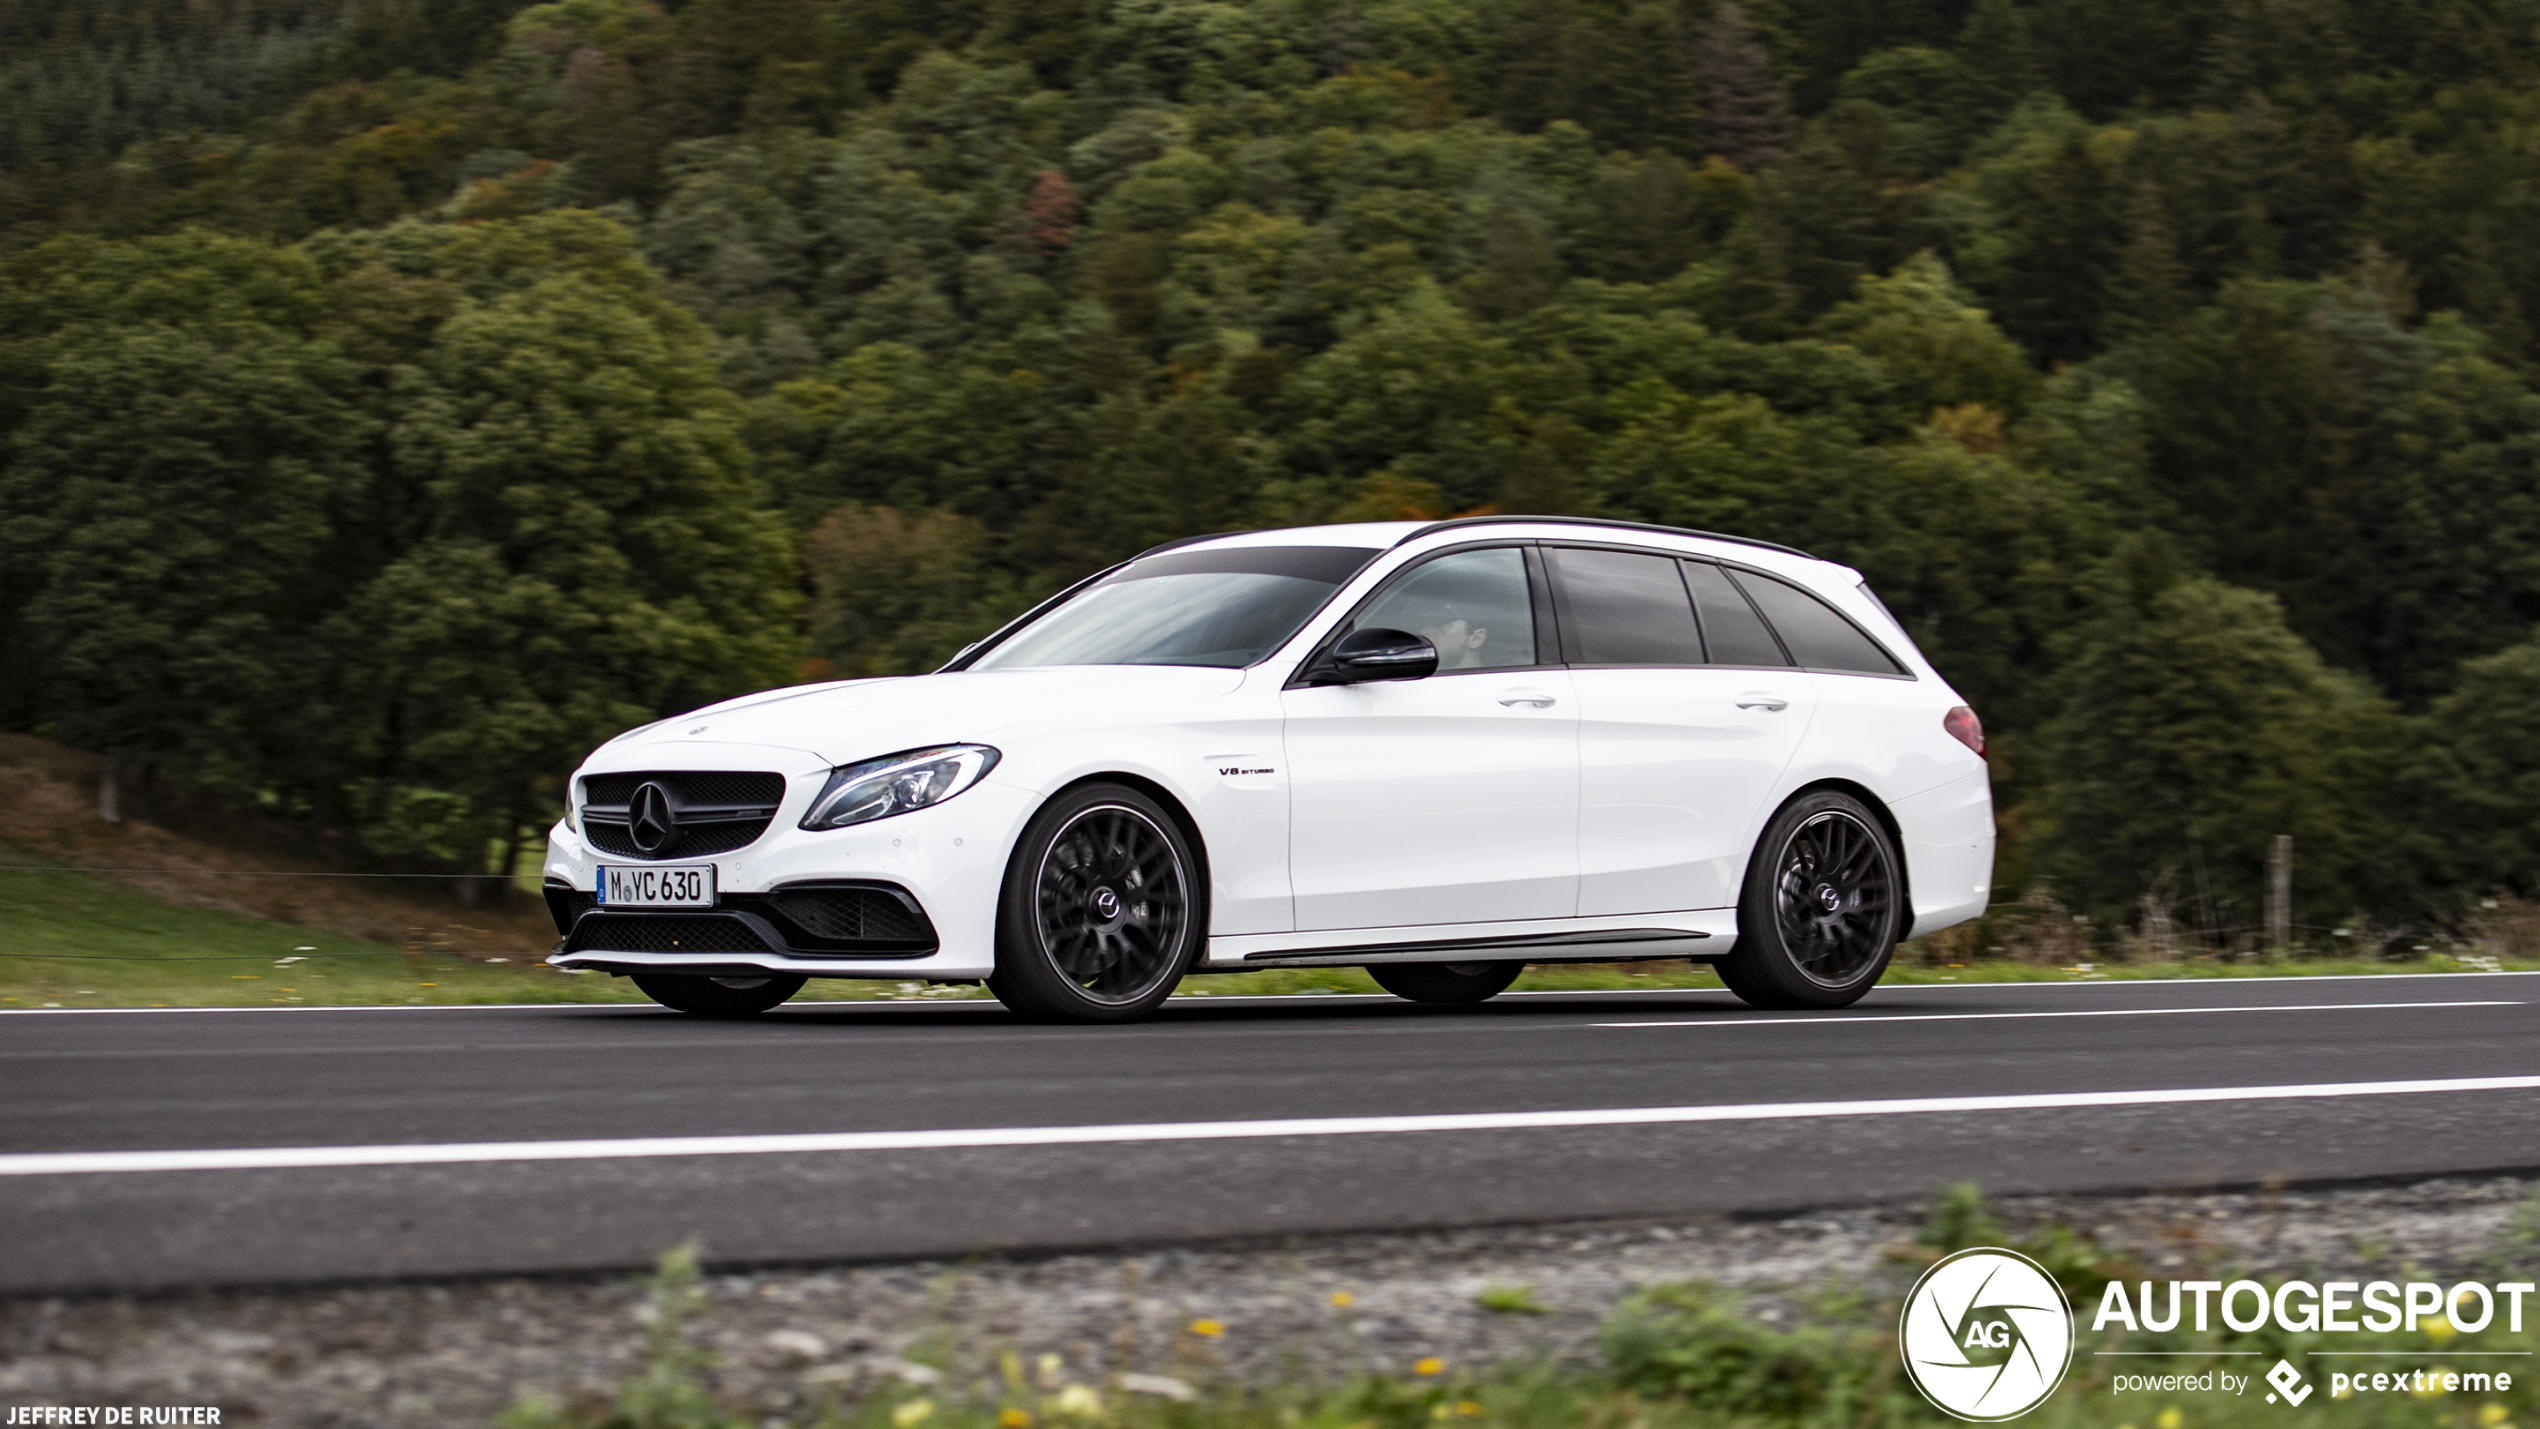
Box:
0;320;368;802
2040;545;2402;937
802;502;1024;677
334;214;799;868
9;0;2540;926
2406;632;2540;906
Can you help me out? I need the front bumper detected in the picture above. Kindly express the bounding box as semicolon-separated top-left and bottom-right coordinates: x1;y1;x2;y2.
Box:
546;880;939;962
541;772;1034;980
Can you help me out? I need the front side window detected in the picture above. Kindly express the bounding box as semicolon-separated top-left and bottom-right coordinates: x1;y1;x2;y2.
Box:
1349;547;1537;670
972;545;1379;670
1548;546;1706;666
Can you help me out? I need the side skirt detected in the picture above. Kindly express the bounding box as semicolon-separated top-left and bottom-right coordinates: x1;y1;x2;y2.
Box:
1235;927;1713;969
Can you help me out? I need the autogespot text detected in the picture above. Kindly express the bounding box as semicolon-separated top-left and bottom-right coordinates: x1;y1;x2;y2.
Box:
2094;1277;2532;1404
2093;1277;2536;1336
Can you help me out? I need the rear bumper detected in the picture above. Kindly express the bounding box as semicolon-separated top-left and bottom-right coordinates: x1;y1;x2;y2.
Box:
1893;766;1995;938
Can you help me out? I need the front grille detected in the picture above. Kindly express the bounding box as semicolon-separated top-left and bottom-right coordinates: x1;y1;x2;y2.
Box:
766;884;933;944
579;770;785;861
563;913;774;954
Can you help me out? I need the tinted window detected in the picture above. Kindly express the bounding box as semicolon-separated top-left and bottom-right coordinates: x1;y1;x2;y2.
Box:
1681;561;1788;666
974;545;1379;670
1548;547;1705;665
1728;569;1908;675
1353;547;1536;670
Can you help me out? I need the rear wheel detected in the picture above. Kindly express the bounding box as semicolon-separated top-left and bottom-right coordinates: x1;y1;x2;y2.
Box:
1367;960;1524;1005
1716;790;1901;1010
987;783;1204;1023
631;972;806;1016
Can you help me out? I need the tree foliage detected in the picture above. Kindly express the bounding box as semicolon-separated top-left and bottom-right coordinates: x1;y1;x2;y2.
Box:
5;0;2540;922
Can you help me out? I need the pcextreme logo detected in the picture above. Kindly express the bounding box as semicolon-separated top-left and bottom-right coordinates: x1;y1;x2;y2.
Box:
1902;1248;2078;1421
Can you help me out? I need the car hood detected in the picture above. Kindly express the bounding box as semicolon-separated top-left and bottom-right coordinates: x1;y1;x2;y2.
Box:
591;665;1251;769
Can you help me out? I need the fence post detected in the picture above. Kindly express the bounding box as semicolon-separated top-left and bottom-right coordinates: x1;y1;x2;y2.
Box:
98;755;120;823
2266;834;2292;951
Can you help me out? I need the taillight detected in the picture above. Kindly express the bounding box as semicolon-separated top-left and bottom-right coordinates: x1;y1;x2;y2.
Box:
1944;706;1985;758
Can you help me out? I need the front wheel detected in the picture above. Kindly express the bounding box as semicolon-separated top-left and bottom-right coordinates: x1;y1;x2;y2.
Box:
1716;791;1901;1010
631;972;807;1016
1368;960;1524;1005
986;784;1205;1023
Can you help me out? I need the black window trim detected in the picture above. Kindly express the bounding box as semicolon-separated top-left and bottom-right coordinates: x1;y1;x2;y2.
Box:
1284;539;1568;688
1535;539;1916;680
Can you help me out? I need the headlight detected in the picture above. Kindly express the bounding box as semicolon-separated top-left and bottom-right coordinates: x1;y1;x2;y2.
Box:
799;745;1000;831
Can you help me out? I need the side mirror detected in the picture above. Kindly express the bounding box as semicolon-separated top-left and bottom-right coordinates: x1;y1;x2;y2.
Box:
1316;627;1438;684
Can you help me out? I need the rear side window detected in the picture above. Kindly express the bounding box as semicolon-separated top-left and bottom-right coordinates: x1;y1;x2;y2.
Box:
1547;547;1705;665
1680;561;1788;667
1727;569;1909;676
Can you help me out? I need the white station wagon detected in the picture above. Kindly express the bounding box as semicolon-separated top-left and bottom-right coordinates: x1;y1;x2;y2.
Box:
543;517;1994;1021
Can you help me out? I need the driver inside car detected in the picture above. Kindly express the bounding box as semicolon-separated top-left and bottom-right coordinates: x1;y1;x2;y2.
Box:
1353;549;1535;671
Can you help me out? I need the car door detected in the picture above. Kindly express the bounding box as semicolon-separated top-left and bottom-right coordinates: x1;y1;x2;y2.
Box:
1282;545;1580;931
1549;546;1817;915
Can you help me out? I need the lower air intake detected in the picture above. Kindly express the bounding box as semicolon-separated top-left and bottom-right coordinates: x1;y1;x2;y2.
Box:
563;914;773;955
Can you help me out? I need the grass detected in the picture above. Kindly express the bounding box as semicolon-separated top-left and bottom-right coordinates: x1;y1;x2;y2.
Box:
0;850;650;1010
4;846;2531;1009
500;1187;2540;1429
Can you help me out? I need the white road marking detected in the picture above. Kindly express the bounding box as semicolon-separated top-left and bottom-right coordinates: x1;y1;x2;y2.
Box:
1596;1000;2520;1028
9;1074;2540;1177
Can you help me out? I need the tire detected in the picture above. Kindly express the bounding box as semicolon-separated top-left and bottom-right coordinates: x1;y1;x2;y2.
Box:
631;972;807;1016
986;783;1205;1023
1367;960;1525;1005
1716;790;1902;1010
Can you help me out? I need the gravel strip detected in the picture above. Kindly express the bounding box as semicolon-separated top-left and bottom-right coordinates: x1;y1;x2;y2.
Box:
3;1176;2534;1427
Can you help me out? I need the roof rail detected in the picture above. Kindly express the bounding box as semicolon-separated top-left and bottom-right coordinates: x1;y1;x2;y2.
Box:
1393;514;1816;560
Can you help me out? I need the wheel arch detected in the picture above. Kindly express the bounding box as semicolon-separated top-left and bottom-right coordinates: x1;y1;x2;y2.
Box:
1758;778;1916;942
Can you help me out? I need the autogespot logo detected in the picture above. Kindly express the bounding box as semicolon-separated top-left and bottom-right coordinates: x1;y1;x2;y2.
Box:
1902;1248;2077;1421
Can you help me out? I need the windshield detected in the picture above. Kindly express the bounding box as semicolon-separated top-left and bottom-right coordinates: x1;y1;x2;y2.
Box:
971;546;1381;670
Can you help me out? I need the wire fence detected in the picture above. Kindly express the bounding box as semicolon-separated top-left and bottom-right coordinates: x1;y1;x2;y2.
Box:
0;864;518;879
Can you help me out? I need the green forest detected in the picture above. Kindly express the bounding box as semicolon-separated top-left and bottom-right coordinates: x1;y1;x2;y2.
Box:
5;0;2539;949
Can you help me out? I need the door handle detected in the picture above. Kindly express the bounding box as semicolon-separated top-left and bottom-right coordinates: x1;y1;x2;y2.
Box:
1735;693;1790;711
1498;693;1557;708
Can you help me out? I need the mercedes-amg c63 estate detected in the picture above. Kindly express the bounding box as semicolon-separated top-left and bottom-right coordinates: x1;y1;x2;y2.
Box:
542;516;1994;1022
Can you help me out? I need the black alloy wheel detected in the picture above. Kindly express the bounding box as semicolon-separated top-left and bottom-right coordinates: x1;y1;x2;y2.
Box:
988;783;1204;1022
631;972;807;1015
1368;960;1525;1005
1716;790;1901;1009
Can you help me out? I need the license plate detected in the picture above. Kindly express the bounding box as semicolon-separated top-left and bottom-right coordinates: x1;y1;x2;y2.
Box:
597;863;716;909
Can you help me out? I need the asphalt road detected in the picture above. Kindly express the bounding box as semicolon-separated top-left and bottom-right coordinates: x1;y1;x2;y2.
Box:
5;972;2538;1294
